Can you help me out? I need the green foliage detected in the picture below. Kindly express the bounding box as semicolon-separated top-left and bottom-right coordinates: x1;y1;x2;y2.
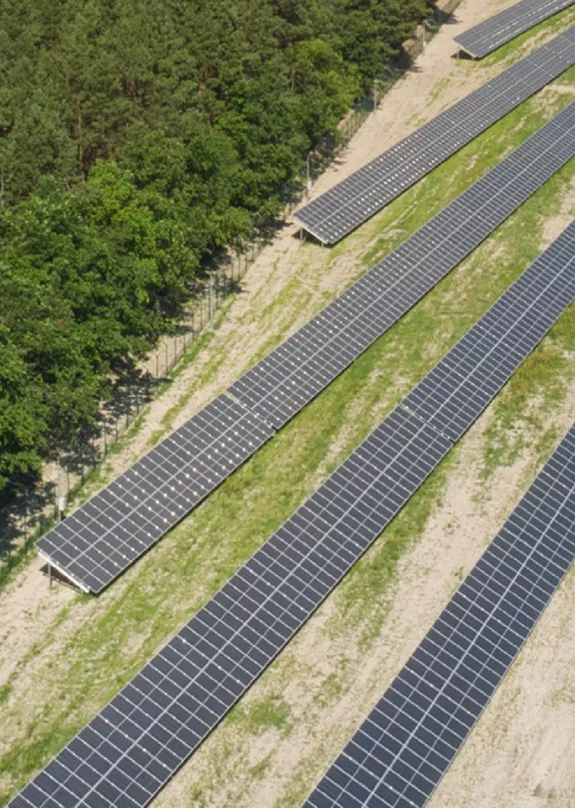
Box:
0;0;429;490
0;329;46;486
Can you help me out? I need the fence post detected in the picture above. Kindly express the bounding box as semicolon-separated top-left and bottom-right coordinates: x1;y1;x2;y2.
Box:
209;275;215;330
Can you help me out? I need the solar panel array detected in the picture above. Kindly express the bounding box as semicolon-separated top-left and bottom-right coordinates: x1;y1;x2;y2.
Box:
294;24;575;245
231;101;575;429
38;101;575;593
301;423;575;808
12;222;575;808
455;0;575;59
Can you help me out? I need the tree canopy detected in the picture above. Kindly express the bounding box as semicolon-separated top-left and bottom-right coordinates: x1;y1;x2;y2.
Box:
0;0;429;491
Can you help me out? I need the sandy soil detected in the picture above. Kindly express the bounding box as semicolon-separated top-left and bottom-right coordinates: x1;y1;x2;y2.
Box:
2;0;575;806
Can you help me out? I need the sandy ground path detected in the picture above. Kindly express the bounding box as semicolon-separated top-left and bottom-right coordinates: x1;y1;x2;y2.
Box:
3;1;575;807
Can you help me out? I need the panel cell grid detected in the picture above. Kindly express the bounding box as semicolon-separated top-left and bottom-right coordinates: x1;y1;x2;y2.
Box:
455;0;575;59
302;425;575;808
10;223;575;808
294;25;575;245
38;395;275;593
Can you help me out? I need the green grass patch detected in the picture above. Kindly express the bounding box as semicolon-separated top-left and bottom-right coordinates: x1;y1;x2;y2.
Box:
236;696;293;737
250;754;273;780
313;672;346;708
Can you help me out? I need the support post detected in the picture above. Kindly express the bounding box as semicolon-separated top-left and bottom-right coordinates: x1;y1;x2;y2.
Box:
209;275;215;330
56;455;66;521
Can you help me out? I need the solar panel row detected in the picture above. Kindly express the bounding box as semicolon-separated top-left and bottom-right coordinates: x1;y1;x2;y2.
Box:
402;227;575;441
301;422;575;808
38;396;276;593
455;0;575;59
12;221;575;808
38;101;575;594
294;25;575;245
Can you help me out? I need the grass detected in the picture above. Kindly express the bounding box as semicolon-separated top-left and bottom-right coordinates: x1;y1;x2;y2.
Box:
480;318;575;480
233;695;293;737
250;754;272;781
3;24;575;808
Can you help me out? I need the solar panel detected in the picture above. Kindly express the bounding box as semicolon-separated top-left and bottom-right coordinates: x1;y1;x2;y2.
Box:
37;395;276;593
294;25;575;245
11;223;575;808
301;424;575;808
456;0;575;59
37;100;575;593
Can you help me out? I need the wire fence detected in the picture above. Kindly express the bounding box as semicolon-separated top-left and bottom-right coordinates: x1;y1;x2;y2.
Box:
0;90;376;582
